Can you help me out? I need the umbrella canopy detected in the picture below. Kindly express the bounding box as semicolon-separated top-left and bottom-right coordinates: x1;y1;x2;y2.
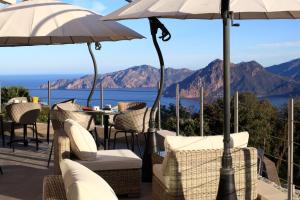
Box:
103;0;300;20
0;0;143;46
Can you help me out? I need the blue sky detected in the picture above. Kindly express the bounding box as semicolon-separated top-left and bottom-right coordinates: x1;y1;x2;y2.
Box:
1;0;300;75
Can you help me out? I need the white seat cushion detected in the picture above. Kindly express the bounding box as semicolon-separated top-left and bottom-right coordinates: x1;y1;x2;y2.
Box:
164;132;249;151
77;149;142;171
64;119;97;161
60;159;118;200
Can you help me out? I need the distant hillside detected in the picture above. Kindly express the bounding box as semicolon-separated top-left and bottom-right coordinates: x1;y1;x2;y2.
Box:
164;59;300;98
266;58;300;81
40;65;194;89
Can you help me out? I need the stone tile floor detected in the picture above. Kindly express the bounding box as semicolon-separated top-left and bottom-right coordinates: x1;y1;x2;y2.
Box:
0;123;151;200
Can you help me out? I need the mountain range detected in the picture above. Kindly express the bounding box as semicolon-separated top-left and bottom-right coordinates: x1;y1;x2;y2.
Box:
40;58;300;99
41;65;194;90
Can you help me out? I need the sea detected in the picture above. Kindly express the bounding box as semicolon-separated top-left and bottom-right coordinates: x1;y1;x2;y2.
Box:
0;74;290;112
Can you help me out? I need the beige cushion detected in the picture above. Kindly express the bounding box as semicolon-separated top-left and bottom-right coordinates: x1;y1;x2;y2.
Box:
77;149;142;171
60;159;118;200
162;132;249;174
64;119;97;161
164;132;249;151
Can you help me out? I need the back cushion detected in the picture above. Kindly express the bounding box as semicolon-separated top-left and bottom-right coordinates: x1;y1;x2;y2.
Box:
60;159;118;200
64;119;97;161
164;132;249;151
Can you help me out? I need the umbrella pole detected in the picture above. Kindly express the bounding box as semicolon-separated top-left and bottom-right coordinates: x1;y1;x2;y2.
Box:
87;43;100;107
142;17;171;182
217;1;237;199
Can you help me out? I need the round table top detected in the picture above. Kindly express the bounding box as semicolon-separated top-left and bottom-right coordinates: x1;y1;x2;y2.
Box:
77;109;120;115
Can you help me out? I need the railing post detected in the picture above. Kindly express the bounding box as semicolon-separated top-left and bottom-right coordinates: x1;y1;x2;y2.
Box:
288;98;294;200
234;91;239;133
48;81;51;107
157;82;161;130
0;82;2;113
176;84;180;136
100;82;104;127
47;80;51;144
200;86;204;136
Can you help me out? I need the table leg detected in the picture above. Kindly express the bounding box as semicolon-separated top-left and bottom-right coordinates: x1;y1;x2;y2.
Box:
104;115;109;150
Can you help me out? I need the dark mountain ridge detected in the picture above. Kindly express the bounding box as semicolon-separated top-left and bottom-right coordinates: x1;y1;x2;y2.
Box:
164;59;300;98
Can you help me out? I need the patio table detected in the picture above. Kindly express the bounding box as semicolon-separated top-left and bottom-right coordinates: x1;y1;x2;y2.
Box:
78;109;120;150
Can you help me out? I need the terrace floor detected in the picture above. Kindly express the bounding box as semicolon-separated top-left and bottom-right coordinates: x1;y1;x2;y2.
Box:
0;123;297;200
0;123;151;200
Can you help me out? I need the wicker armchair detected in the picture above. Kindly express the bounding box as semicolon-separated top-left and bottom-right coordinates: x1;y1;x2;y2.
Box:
47;99;96;167
53;129;141;196
152;147;258;200
6;102;41;150
112;102;149;155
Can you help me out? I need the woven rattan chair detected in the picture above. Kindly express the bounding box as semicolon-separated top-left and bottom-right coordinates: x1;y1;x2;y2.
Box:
113;102;149;155
47;99;96;167
152;147;258;200
6;102;41;151
53;129;141;196
43;175;66;200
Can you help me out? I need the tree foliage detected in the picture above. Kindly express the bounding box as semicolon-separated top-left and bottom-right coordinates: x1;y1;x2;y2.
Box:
1;86;29;103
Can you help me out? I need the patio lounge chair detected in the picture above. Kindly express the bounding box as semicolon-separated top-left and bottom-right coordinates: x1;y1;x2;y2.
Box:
152;132;258;200
53;119;142;196
43;159;118;200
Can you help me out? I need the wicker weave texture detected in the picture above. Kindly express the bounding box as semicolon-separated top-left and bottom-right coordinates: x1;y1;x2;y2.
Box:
50;102;95;131
53;130;70;175
43;175;66;200
95;168;141;196
6;102;41;124
153;148;257;200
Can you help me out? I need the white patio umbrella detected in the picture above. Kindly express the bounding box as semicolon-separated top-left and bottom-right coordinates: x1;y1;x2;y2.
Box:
0;0;143;107
0;0;143;151
103;0;300;199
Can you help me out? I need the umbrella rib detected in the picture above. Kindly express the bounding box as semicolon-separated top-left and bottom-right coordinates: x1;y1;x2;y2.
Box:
70;36;75;44
264;12;269;19
287;11;296;19
48;5;63;36
29;1;36;38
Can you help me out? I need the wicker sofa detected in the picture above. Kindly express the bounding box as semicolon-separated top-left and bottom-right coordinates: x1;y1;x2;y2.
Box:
53;128;142;196
152;133;258;200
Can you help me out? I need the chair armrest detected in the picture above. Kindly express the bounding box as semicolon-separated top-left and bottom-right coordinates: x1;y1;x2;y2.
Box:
54;129;70;175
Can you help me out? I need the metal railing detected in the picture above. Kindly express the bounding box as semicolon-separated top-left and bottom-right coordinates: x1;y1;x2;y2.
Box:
2;81;299;199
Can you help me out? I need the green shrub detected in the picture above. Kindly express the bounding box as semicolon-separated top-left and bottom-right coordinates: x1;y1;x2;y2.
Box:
1;86;29;103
